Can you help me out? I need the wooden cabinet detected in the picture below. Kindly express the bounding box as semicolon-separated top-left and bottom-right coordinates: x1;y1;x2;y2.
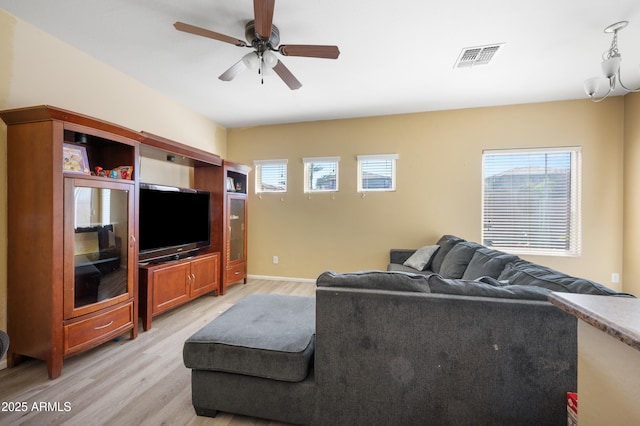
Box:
1;105;140;379
138;252;219;330
1;105;234;378
221;161;252;295
191;254;221;297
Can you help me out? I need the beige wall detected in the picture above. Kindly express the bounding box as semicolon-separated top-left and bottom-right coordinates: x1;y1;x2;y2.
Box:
0;10;226;339
623;92;640;296
577;321;640;425
228;99;627;290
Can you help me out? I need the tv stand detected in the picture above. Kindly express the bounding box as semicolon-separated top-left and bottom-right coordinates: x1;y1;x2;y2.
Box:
138;251;220;331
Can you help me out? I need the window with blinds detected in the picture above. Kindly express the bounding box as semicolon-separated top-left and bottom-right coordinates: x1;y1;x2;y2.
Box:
482;147;582;256
357;154;398;192
303;157;339;192
254;159;287;193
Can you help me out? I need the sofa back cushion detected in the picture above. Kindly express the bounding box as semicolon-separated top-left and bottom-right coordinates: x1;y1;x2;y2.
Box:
429;235;465;274
427;274;552;300
499;261;623;296
317;270;431;293
439;241;483;279
461;248;519;280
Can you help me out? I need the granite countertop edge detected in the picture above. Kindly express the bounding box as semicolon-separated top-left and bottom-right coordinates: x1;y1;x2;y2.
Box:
548;292;640;352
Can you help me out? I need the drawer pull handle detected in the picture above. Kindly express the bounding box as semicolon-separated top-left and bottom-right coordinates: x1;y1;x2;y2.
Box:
235;271;240;275
94;321;114;330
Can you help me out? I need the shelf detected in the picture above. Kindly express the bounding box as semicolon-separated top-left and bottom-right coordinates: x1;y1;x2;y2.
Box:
62;173;135;185
140;131;222;167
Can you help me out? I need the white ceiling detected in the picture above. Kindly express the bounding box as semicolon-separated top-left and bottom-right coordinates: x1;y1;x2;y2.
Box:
2;0;640;128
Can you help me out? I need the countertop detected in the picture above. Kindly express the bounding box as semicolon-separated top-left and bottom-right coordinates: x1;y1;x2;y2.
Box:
548;293;640;352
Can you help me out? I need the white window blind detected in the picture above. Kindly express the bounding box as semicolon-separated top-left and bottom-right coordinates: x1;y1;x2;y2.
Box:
254;159;287;193
303;157;339;193
482;147;582;256
357;154;398;192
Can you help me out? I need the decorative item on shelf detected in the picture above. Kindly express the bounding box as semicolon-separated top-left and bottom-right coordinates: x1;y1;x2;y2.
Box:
227;177;236;192
62;143;90;175
94;166;105;177
117;166;133;180
584;21;640;102
235;181;243;192
103;166;133;180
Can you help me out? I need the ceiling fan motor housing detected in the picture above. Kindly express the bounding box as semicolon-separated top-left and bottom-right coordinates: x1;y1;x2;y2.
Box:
245;20;280;50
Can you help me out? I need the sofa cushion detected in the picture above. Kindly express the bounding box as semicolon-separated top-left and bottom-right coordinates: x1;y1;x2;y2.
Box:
427;274;552;300
429;235;465;274
439;241;483;279
461;248;519;280
387;263;432;276
403;244;440;271
499;261;621;296
317;270;431;293
183;294;316;382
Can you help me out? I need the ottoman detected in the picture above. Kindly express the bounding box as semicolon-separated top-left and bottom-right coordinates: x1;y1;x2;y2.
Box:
183;294;317;423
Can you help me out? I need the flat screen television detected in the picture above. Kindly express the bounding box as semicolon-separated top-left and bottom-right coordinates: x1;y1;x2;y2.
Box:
139;183;211;262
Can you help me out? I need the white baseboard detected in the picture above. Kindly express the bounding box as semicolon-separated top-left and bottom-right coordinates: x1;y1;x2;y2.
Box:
248;274;316;283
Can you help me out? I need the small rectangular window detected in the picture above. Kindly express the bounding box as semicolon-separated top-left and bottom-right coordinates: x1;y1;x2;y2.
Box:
303;157;339;193
357;154;398;192
254;159;287;193
482;147;582;256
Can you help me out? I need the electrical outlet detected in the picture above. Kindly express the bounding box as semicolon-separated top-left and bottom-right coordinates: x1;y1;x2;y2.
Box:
611;272;620;284
273;256;279;264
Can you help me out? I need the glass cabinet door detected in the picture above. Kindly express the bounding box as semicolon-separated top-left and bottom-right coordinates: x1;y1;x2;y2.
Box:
64;178;134;318
228;197;246;262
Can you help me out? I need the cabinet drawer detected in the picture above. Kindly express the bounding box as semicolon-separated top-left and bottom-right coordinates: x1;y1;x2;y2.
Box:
64;302;134;355
226;262;247;284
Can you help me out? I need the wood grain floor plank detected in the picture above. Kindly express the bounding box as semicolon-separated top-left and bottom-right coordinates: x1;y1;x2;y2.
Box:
0;279;315;425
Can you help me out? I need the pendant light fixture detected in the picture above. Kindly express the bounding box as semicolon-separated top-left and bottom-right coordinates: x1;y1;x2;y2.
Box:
584;21;640;102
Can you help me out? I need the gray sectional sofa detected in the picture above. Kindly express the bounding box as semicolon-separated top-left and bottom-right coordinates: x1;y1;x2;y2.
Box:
388;234;624;298
183;234;632;425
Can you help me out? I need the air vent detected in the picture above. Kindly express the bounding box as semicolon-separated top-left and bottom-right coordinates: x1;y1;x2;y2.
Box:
454;44;503;68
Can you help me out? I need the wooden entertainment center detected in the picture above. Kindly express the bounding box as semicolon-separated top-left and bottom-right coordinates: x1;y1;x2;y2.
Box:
1;105;248;378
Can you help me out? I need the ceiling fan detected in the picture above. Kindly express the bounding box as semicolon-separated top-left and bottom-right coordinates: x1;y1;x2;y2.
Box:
174;0;340;90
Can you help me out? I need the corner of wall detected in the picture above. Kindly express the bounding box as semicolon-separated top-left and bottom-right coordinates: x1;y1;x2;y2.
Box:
623;93;640;295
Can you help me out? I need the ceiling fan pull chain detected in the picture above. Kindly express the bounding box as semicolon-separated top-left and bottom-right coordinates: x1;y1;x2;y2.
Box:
259;52;264;84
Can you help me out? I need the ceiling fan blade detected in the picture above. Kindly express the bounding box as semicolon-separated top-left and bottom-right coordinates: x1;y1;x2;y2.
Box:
273;60;302;90
253;0;275;40
278;44;340;59
174;22;247;47
219;60;248;81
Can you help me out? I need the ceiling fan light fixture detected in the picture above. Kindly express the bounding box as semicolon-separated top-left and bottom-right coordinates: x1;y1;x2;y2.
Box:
242;52;260;70
263;51;278;69
584;20;640;102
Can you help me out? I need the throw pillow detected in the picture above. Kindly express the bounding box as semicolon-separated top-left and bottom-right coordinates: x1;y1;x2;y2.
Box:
403;245;440;271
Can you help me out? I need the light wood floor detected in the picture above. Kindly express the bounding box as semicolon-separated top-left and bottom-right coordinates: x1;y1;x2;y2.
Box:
0;279;316;426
